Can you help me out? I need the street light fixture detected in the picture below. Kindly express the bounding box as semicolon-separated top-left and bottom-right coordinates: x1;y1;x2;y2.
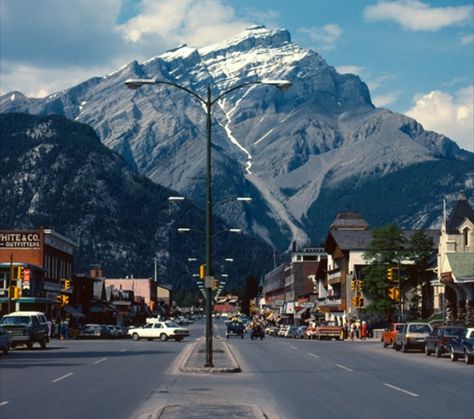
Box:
168;196;185;201
126;76;291;367
177;228;191;233
236;197;252;202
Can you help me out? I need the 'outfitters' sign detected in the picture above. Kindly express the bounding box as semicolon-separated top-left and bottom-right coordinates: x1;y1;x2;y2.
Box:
0;231;41;249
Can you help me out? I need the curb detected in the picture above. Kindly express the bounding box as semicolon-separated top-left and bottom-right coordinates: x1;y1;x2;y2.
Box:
178;338;241;373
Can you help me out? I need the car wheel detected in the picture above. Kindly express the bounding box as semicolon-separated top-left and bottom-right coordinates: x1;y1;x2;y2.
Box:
465;350;473;365
435;345;441;358
401;343;407;353
425;345;430;356
40;339;47;349
26;342;33;350
160;333;168;342
132;333;140;341
450;349;457;362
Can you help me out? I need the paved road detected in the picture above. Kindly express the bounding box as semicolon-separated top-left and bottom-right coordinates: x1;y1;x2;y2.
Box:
222;322;474;419
1;319;473;419
0;323;203;419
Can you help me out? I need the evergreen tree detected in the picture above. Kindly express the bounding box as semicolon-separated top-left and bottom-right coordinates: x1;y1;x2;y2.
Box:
362;224;407;321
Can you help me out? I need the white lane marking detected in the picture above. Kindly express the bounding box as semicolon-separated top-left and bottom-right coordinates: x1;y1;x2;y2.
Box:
52;372;74;383
335;363;353;372
308;352;320;358
93;357;107;365
289;345;298;350
383;383;419;397
120;349;127;352
0;401;10;407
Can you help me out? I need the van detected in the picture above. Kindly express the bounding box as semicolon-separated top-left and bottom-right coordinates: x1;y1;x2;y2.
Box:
0;311;49;349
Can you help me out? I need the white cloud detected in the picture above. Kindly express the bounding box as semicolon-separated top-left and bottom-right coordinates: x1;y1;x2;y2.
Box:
119;0;251;48
372;92;400;107
405;86;474;152
364;0;473;31
298;24;342;51
335;65;363;75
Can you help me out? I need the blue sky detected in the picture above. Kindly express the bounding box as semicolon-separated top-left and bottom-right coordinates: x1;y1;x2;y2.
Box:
1;0;473;151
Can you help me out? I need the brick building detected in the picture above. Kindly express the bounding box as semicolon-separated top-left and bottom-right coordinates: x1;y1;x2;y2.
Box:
0;228;77;315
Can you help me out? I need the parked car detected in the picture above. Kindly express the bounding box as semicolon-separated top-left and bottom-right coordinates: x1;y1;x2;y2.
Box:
425;325;466;358
226;321;244;339
0;326;11;355
0;311;49;349
394;322;432;352
265;326;279;336
278;325;290;337
382;322;405;348
285;325;298;338
80;324;109;338
128;321;189;342
294;326;308;339
449;327;474;364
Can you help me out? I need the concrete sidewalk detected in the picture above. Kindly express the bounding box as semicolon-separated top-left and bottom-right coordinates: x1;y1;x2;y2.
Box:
179;337;241;373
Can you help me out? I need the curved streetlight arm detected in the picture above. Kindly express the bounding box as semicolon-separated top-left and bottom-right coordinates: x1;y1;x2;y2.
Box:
125;78;206;105
210;79;291;106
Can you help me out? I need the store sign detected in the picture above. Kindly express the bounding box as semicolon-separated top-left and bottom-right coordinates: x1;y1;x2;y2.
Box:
275;300;284;306
0;231;40;249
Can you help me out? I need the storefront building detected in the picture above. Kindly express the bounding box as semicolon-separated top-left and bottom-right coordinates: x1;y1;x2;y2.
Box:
0;228;78;316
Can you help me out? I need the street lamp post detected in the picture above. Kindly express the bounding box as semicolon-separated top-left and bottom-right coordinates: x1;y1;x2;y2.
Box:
126;77;291;367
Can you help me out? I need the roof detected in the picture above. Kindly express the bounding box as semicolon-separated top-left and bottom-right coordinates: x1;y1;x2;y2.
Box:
446;193;474;234
329;212;369;230
447;253;474;281
326;229;372;252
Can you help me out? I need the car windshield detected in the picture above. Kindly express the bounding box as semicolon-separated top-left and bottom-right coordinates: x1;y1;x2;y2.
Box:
0;316;32;326
446;327;465;337
410;324;431;333
165;322;179;328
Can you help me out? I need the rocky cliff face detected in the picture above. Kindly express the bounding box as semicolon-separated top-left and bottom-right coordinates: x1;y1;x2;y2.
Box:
0;113;274;287
1;26;471;249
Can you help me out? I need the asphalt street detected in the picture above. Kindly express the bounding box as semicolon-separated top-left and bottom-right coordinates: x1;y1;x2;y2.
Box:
1;319;473;419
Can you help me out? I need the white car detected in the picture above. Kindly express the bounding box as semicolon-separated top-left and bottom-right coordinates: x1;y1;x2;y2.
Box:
128;321;189;342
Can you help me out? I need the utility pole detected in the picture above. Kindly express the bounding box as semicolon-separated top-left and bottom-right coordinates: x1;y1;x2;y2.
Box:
8;253;13;314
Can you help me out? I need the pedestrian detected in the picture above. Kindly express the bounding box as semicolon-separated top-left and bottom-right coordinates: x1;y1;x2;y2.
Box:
361;321;367;339
350;322;355;341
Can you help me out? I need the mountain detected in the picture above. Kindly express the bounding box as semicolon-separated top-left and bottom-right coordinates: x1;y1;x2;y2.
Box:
0;113;274;291
1;25;472;249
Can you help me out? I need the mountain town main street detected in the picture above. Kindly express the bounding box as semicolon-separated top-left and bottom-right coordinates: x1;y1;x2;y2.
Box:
1;320;473;419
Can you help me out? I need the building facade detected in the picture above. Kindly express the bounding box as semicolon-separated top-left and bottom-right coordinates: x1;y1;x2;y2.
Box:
436;192;474;324
0;228;77;316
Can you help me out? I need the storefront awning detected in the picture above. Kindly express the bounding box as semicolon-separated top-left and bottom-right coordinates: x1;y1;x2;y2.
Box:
64;305;86;318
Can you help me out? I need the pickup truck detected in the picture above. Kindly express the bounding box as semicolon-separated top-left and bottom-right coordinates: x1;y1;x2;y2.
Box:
382;322;405;348
314;322;343;340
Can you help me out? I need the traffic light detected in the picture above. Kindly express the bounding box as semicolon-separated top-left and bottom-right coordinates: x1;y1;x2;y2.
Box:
14;266;24;280
387;267;396;282
351;280;356;290
10;286;21;299
387;287;400;301
56;295;63;305
64;279;71;290
351;296;360;306
199;264;206;279
62;295;69;305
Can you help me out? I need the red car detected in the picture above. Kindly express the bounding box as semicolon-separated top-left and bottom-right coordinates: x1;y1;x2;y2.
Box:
382;323;405;348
